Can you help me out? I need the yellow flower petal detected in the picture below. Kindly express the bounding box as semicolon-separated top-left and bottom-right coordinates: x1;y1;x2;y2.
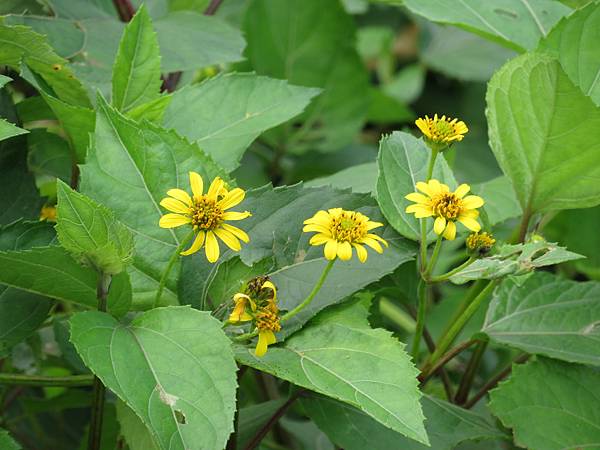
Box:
455;184;470;199
337;241;352;261
366;221;384;230
458;216;481;232
214;227;241;251
261;280;277;302
204;230;220;263
433;216;446;235
310;234;330;245
324;239;338;260
189;171;204;199
443;221;456;240
207;177;225;201
255;332;269;357
221;223;250;243
180;231;205;256
405;192;429;203
360;236;383;253
303;210;330;226
416;181;434;196
406;204;433;217
302;224;330;233
220;188;245;210
461;195;484;209
160;197;190;214
353;243;368;263
159;214;191;228
167;188;192;207
367;233;388;247
222;211;252;221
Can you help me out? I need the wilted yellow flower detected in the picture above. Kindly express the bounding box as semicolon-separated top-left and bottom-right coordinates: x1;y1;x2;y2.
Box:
405;180;483;240
40;205;57;222
466;232;496;255
303;208;388;263
415;114;468;145
255;309;281;357
159;171;251;262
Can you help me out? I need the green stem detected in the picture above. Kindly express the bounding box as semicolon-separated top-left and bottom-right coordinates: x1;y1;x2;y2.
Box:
418;150;439;272
154;230;194;308
455;340;488;405
281;259;335;322
429;256;477;283
426;150;439;181
411;281;428;361
88;272;111;450
428;280;498;368
424;236;443;278
438;279;486;342
0;374;94;387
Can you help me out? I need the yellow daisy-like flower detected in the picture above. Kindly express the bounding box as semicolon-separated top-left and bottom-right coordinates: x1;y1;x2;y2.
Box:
415;114;468;145
158;171;251;263
228;278;276;323
405;179;483;240
466;232;496;256
255;309;281;357
40;205;57;222
303;208;388;263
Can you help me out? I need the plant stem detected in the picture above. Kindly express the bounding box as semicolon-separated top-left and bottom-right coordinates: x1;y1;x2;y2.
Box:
411;281;428;361
517;208;532;243
429;256;477;283
88;272;111;450
0;374;93;387
438;279;486;343
424;236;443;278
428;280;498;369
418;150;438;272
419;339;476;384
154;231;194;308
281;259;335;322
454;340;488;405
426;150;438;181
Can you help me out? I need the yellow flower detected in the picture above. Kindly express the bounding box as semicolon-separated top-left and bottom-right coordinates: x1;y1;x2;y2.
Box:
255;309;281;357
405;180;483;240
159;171;251;262
228;278;277;323
303;208;388;263
40;205;57;222
415;114;468;145
229;293;255;322
466;232;496;255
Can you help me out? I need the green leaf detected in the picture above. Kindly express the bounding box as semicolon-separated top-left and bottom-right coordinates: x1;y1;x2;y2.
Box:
483;272;600;366
27;129;72;182
490;358;600;450
112;5;162;112
126;95;171;123
376;131;456;241
0;118;27;142
0;429;20;450
0;163;44;226
539;2;600;106
303;394;505;450
472;176;522;226
400;0;570;51
56;180;134;275
70;306;238;450
244;0;370;153
0;21;90;107
0;219;56;250
163;73;320;171
80;95;227;308
116;401;159;450
0;74;12;88
486;52;600;213
305;162;377;194
237;399;286;450
0;246;131;315
449;240;584;284
234;301;428;445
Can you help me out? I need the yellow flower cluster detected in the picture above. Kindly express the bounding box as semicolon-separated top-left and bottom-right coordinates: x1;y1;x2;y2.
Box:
466;232;496;255
415;114;468;146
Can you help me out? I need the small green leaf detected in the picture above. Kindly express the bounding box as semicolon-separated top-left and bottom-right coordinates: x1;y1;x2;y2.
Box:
0;429;20;450
0;118;28;142
376;131;456;241
56;180;134;275
490;358;600;450
111;5;162;112
539;2;600;106
486;52;600;213
449;241;583;284
70;306;238;450
234;302;428;445
484;272;600;366
163;73;320;171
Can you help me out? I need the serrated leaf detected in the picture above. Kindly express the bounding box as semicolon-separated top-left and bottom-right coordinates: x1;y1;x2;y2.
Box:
0;21;90;107
484;272;600;366
303;394;505;450
400;0;570;51
235;301;427;444
70;306;238;450
376;131;456;241
163;73;320;171
0;246;131;315
486;52;600;213
0;118;28;142
539;2;600;106
244;0;370;154
449;241;584;284
490;358;600;450
56;180;134;275
112;5;162;112
80;95;228;308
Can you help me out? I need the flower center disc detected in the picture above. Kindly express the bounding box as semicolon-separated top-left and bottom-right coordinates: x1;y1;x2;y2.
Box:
432;120;454;139
191;198;223;230
432;193;461;220
331;213;367;242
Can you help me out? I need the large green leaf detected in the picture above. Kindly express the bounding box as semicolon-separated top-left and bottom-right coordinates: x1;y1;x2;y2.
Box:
244;0;370;153
0;21;90;107
235;301;428;445
56;180;134;275
27;129;71;182
80;95;227;308
0;219;56;250
376;131;456;241
490;358;600;450
400;0;570;51
0;118;27;142
483;272;600;366
112;5;161;112
486;52;600;213
303;394;505;450
539;2;600;106
70;306;238;450
116;401;159;450
162;73;320;171
472;176;522;226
